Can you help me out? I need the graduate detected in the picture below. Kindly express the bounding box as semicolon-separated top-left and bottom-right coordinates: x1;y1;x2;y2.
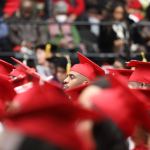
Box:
63;52;105;89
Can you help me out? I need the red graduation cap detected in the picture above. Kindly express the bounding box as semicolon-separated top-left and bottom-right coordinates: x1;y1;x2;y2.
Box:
108;68;133;80
65;84;88;101
11;57;40;79
71;52;105;80
0;59;15;76
91;74;150;137
10;58;40;87
127;60;150;84
4;81;98;150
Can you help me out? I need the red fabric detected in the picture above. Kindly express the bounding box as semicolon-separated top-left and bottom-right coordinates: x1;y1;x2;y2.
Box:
3;0;20;16
0;74;16;102
127;60;150;84
66;0;85;16
65;84;88;100
71;52;105;80
11;57;40;80
4;81;98;150
128;0;142;9
10;58;40;87
0;60;15;76
134;144;148;150
91;74;150;137
108;68;133;80
0;74;16;119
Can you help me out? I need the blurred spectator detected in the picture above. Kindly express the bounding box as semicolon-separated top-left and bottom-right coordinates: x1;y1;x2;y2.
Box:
131;5;150;52
52;0;85;21
48;1;81;51
55;56;67;83
77;4;101;53
35;44;52;78
0;0;12;52
8;0;49;53
98;3;129;55
46;56;68;83
113;59;125;69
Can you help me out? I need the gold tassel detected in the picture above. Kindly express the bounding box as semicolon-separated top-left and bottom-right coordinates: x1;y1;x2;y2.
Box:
66;55;71;74
141;51;147;62
45;44;52;58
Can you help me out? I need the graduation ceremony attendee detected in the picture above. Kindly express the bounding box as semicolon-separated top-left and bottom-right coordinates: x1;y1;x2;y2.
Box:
35;43;57;79
1;79;98;150
63;52;105;89
78;73;150;150
55;56;68;84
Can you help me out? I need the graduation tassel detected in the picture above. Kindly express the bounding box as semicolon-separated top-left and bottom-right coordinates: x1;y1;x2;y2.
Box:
141;51;147;62
45;43;52;58
66;55;71;74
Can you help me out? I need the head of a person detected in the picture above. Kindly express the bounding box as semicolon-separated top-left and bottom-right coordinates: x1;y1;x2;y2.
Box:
113;59;125;69
77;77;128;150
63;71;90;89
112;3;126;21
20;0;35;19
35;45;47;65
63;52;105;90
53;1;68;23
55;57;68;83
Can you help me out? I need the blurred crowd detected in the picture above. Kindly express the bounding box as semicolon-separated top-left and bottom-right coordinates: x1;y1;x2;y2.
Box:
1;0;150;55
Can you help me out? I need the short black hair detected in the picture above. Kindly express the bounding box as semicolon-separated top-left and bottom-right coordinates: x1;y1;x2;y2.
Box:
35;44;46;51
47;56;68;70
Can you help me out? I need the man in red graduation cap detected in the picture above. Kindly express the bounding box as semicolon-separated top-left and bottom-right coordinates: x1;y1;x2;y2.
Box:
63;52;105;89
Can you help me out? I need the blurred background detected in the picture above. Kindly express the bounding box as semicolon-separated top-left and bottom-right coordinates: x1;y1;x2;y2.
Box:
0;0;150;80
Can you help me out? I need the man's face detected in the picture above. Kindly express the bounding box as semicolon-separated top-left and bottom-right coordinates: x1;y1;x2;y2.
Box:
63;71;89;89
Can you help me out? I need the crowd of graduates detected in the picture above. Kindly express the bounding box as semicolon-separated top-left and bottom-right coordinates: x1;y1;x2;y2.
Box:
0;50;149;150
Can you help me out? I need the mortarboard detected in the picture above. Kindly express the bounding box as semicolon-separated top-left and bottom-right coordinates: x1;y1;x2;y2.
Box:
108;68;133;80
0;60;15;76
10;58;40;87
71;52;105;80
4;81;98;150
127;60;150;84
91;74;150;137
